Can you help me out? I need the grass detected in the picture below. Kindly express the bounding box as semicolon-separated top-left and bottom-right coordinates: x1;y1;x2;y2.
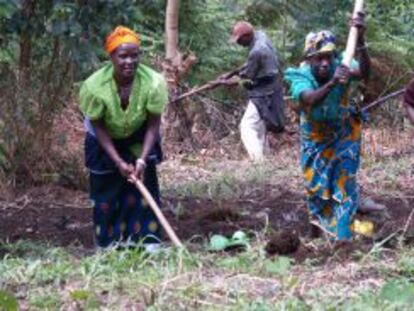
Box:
1;240;414;310
160;156;302;200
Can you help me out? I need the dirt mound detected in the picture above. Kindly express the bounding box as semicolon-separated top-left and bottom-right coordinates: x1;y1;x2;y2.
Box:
265;230;300;256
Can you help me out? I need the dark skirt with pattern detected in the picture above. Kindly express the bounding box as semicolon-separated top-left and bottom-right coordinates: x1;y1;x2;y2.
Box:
85;127;163;248
90;165;161;247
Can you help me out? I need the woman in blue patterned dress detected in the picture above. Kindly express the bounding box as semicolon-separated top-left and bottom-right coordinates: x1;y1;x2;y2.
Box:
284;15;370;240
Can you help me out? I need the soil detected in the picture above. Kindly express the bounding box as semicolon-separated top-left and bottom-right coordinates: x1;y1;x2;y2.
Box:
265;231;301;255
0;185;413;263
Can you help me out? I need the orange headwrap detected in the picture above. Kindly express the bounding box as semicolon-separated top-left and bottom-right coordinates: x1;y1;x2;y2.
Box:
105;26;140;54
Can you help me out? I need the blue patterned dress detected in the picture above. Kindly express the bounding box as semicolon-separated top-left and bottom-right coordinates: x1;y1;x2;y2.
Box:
285;58;362;240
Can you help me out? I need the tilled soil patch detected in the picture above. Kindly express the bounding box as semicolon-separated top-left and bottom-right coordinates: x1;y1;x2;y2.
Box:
0;185;413;263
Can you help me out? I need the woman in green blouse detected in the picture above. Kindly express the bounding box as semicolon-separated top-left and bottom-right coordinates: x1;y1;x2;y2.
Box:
79;26;168;249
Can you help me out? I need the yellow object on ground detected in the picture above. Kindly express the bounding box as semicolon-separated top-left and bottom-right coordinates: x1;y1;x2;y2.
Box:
351;220;374;237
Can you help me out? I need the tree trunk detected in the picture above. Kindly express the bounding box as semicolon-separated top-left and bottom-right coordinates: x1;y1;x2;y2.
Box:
165;0;181;70
163;0;197;146
19;0;36;86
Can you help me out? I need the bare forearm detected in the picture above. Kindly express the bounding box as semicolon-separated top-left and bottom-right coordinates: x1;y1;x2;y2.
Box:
140;114;161;162
300;80;335;107
92;120;123;166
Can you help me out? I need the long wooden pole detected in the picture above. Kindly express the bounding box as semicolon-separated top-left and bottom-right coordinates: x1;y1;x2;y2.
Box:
130;176;184;248
170;65;246;104
170;80;224;104
362;89;405;112
342;0;364;67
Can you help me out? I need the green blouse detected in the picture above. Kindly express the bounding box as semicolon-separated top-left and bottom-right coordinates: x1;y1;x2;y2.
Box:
79;63;168;156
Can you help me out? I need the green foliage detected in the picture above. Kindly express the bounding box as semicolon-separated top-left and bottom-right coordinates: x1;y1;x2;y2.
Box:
69;289;100;309
29;292;61;310
274;297;310;311
0;291;18;311
242;0;414;71
215;251;262;272
1;0;412;86
2;239;414;309
398;251;414;276
179;0;246;83
70;289;90;301
380;280;414;306
367;0;414;70
0;0;17;19
1;0;148;74
264;256;291;276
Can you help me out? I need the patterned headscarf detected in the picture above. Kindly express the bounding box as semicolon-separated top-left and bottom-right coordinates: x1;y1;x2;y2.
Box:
404;79;414;108
304;30;336;57
105;26;140;54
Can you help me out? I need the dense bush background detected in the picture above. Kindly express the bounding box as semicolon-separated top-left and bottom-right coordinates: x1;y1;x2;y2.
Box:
0;0;413;186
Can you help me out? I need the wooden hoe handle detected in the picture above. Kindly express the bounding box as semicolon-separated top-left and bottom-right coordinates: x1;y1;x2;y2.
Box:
342;0;364;68
130;176;184;248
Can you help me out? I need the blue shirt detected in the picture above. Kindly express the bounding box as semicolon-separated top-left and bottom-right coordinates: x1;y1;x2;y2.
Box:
284;55;359;122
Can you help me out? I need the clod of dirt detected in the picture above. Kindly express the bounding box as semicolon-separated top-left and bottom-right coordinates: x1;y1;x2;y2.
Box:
265;230;300;256
201;207;241;222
